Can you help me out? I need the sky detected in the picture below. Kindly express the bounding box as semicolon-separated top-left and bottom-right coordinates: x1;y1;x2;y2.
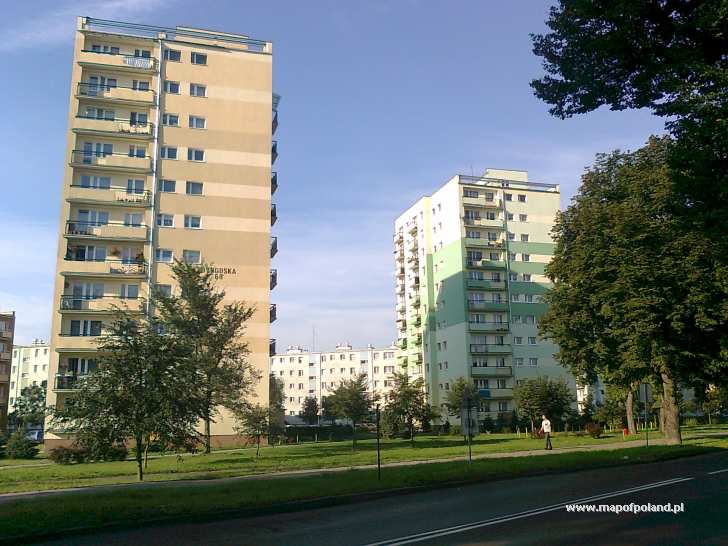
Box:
1;0;665;349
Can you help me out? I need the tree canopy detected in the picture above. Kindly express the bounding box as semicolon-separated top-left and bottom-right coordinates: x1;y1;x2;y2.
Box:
514;377;574;432
329;374;374;450
384;371;432;444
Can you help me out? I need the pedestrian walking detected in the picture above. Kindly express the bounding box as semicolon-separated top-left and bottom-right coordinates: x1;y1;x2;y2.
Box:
539;414;552;450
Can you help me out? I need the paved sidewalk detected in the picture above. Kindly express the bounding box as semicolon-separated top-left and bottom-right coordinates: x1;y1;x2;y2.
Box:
2;432;717;504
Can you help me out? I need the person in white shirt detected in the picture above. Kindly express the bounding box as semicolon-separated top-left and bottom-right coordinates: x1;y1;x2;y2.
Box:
539;414;553;450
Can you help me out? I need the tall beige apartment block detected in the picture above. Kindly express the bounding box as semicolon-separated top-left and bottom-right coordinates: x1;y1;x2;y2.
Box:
0;311;16;432
46;17;278;448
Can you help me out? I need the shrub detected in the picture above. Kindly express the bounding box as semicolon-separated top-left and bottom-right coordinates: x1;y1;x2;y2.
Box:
48;446;88;465
586;422;603;439
6;431;39;459
100;444;128;461
451;425;462;436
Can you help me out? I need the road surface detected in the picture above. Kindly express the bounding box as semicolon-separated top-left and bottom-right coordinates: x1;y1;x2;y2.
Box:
39;452;728;546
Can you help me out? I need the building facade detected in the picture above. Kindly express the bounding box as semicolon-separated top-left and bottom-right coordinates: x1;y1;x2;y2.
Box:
46;17;278;447
270;344;399;418
394;169;575;423
9;340;50;409
0;312;16;431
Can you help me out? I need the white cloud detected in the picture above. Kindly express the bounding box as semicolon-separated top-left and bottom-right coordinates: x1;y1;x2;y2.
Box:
0;0;176;52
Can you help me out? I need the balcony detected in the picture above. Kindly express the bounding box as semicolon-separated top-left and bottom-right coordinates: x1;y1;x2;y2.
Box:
470;344;512;355
398;339;408;350
73;115;153;140
77;82;155;105
270;269;278;290
466;279;506;290
412;296;421;308
270;304;277;323
0;330;12;341
61;258;147;278
271;172;278;194
468;321;510;332
70;150;151;173
465;238;504;249
55;334;102;351
272;141;278;164
271;204;277;226
77;49;157;72
463;217;505;229
54;374;81;392
477;388;513;399
59;295;143;314
272;109;279;134
468;301;508;312
0;352;10;362
67;185;151;208
466;259;507;270
65;221;148;242
270;237;278;258
269;339;276;357
472;365;512;377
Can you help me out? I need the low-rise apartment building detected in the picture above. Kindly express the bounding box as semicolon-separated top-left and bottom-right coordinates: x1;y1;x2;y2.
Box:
9;340;50;409
0;312;15;431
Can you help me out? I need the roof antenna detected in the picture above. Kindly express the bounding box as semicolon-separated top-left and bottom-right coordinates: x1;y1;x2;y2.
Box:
470;164;474;176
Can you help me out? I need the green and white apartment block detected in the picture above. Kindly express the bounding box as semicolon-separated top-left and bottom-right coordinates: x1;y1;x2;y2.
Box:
394;169;576;423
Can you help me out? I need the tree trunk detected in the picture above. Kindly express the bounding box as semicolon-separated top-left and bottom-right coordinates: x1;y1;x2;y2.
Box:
410;418;415;446
204;390;213;454
626;390;637;435
661;372;682;445
135;433;144;481
256;436;260;458
352;420;357;451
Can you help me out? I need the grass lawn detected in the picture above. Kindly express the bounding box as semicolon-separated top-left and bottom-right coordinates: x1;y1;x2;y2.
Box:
1;434;726;543
0;428;664;494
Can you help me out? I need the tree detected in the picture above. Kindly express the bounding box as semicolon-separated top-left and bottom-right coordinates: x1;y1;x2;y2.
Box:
384;372;430;445
268;374;286;444
696;385;728;425
300;397;319;426
234;404;268;458
538;138;726;444
594;389;628;431
329;374;374;450
52;311;198;480
320;396;335;425
514;377;574;434
155;261;261;453
444;378;481;417
10;385;46;431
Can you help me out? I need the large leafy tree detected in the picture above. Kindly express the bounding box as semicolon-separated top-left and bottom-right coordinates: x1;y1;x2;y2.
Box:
300;396;320;426
540;138;727;444
443;378;481;417
514;377;574;433
329;374;374;450
384;371;431;445
268;373;286;444
234;403;268;458
155;261;260;453
10;385;46;431
52;311;198;480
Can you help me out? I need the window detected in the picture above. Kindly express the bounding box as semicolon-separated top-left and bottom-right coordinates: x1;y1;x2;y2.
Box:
523;274;532;282
190;83;207;97
525;315;535;324
79;175;111;189
528;336;537;345
497;379;507;389
128;145;145;158
508;252;516;261
187;148;205;161
164;80;180;94
182;250;201;264
156;214;174;227
186;181;203;195
498;401;508;411
509;273;518;281
191;52;207;65
134;49;151;58
525;294;534;303
189;115;206;129
163;49;181;61
522;254;531;262
155;284;172;296
69;320;102;336
529;358;538;367
514;336;523;345
485;192;494;202
159;179;176;193
521;234;529;242
155;249;173;263
132;80;150;91
518;194;527;202
514;357;524;366
121;284;139;299
519;214;528;222
184;215;201;229
512;315;521;323
464;189;478;198
161;146;177;159
504;193;513;201
124;212;143;226
485;211;496;220
162;113;179;126
466;230;480;239
507;212;514;221
126;179;144;194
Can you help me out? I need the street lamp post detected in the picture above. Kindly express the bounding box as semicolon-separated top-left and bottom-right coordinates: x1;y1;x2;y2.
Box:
376;403;382;480
643;383;649;448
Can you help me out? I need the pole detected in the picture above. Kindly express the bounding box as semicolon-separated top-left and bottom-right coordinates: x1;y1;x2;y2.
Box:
466;394;472;465
643;383;649;448
376;404;381;480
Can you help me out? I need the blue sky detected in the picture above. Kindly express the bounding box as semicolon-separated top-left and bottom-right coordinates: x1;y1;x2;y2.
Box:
2;0;664;348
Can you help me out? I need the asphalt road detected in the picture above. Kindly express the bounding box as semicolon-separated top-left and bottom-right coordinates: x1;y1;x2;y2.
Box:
39;453;728;546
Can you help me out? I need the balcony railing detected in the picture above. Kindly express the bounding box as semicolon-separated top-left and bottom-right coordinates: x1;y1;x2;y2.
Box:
468;321;510;332
78;49;157;71
59;295;143;312
270;304;277;323
63;257;147;276
269;338;276;357
271;172;278;194
271;204;277;226
0;330;12;340
77;82;155;103
466;279;506;290
466;259;507;270
472;365;512;377
270;269;278;290
55;374;81;391
68;184;152;206
270;236;278;258
272;141;278;164
468;301;507;311
74;115;154;137
272;110;279;134
70;150;151;172
65;221;148;240
470;344;512;355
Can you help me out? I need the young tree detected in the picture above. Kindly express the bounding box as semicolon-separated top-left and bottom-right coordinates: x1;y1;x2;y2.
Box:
329;374;374;451
52;311;198;480
300;396;320;426
444;378;481;417
384;371;430;445
10;385;46;431
155;261;260;453
320;396;335;425
539;138;725;444
514;377;574;433
268;374;286;444
234;404;268;458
